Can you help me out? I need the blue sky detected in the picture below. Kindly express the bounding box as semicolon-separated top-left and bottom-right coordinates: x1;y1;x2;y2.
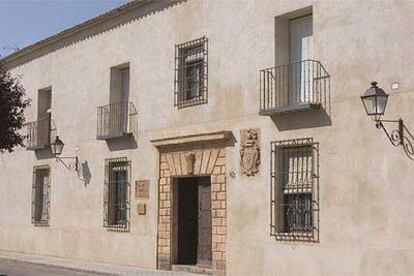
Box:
0;0;129;57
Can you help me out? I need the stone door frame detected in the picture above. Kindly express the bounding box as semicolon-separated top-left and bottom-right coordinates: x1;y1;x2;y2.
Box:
151;131;230;273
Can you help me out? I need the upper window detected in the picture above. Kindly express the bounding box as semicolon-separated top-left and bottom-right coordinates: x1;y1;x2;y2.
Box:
175;36;208;109
97;64;138;140
27;88;55;150
260;8;329;116
110;64;130;105
289;15;313;64
270;138;319;242
103;157;131;231
31;165;50;226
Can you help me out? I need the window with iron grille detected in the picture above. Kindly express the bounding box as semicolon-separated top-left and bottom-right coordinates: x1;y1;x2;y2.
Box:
104;157;131;231
31;165;50;226
175;36;208;108
270;138;319;242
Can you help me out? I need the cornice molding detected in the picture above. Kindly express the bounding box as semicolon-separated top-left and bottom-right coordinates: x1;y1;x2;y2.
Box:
151;131;232;149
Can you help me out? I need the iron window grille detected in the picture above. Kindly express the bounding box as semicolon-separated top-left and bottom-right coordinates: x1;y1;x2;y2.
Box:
31;165;51;226
175;36;208;109
270;138;319;242
104;157;131;232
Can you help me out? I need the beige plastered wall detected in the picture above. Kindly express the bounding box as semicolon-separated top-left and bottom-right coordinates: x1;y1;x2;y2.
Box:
1;0;414;275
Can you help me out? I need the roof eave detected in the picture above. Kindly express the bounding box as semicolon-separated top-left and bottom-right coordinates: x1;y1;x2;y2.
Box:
1;0;172;67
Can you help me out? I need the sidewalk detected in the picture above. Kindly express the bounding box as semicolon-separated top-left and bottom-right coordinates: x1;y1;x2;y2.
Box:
0;250;196;276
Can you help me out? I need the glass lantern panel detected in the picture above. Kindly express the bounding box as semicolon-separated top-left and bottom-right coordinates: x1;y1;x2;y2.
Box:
55;143;64;155
50;143;57;155
362;96;377;115
376;95;388;115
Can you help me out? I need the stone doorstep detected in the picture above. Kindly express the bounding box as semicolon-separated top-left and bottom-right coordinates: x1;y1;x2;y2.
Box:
171;265;214;275
0;250;197;276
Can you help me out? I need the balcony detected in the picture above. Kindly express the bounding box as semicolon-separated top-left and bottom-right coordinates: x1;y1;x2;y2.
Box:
97;102;137;140
26;114;56;150
259;60;330;116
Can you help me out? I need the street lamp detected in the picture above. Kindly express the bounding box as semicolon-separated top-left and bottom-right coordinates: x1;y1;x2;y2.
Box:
360;81;388;121
361;82;414;160
50;136;79;172
50;135;64;156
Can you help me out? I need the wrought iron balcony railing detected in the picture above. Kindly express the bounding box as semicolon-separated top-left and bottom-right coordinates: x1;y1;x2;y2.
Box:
259;60;330;115
26;114;57;150
97;102;137;140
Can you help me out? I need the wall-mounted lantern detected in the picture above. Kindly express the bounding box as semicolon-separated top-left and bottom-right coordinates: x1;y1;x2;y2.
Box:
50;136;79;172
361;81;388;120
361;82;414;160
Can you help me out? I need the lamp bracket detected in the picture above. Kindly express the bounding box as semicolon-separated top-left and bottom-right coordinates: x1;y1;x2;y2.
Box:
56;156;79;172
376;118;414;160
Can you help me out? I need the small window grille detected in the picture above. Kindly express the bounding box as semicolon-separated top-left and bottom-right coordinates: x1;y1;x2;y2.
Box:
104;157;131;231
270;138;319;242
31;165;51;226
175;36;208;108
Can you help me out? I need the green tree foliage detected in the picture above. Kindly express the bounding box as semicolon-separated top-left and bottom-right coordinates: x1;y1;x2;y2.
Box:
0;61;31;152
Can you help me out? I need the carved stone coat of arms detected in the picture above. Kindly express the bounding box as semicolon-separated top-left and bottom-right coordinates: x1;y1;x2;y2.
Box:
240;128;260;176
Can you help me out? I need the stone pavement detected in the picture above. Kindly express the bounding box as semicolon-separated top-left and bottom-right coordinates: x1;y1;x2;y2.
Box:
0;250;196;276
0;258;99;276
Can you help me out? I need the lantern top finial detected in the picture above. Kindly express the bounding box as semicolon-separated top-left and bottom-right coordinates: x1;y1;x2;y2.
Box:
54;136;63;145
362;81;387;97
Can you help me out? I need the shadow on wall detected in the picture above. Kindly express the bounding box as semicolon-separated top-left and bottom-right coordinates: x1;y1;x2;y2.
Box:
225;132;237;148
34;149;55;160
34;149;92;185
272;108;332;131
79;161;92;186
106;136;137;151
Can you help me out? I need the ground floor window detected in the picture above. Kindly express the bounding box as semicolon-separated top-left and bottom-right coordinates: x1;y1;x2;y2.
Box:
103;157;130;231
31;165;50;226
270;138;319;242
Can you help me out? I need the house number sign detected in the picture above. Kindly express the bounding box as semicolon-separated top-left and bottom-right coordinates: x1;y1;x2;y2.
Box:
135;180;150;199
